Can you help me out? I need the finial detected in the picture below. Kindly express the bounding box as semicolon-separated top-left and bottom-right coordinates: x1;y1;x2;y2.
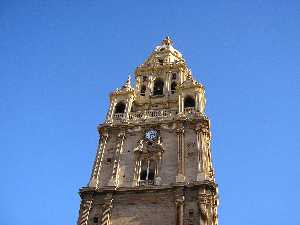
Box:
123;75;131;88
187;69;192;80
162;36;173;46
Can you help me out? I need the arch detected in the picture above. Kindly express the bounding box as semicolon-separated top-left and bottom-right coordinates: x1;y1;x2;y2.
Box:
114;101;126;113
184;96;195;108
153;78;164;96
171;81;177;94
140;85;146;96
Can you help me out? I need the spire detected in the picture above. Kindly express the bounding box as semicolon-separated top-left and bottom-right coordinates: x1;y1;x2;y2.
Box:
187;69;193;80
122;75;132;89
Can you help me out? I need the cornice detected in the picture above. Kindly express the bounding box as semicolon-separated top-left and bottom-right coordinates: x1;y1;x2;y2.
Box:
79;180;217;197
97;114;210;133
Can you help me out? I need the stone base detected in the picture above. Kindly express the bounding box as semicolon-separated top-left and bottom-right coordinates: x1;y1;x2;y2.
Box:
176;174;186;183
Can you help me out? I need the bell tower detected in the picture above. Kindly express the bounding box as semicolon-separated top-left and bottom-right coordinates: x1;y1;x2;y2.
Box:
77;37;219;225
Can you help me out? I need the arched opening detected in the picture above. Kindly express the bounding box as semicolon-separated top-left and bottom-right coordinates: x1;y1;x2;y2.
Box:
114;101;126;113
184;96;195;108
153;78;164;96
171;81;177;94
140;85;146;96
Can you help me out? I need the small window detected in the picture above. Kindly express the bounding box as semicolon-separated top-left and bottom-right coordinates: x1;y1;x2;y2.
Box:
93;217;98;223
153;79;164;96
115;102;126;113
140;160;156;182
172;73;177;80
143;76;147;82
189;209;194;217
158;59;163;65
184;96;195;108
171;81;177;94
148;160;155;180
140;160;148;180
140;85;146;96
107;158;112;163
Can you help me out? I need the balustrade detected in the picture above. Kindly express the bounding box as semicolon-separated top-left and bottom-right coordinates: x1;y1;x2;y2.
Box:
113;113;125;119
111;109;181;123
184;107;195;114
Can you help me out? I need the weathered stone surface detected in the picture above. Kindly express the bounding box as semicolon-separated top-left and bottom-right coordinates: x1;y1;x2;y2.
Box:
76;37;219;225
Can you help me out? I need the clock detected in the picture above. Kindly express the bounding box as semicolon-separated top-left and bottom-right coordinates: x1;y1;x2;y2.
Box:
145;129;158;142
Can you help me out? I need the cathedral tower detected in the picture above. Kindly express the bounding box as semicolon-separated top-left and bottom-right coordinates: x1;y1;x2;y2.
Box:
77;37;219;225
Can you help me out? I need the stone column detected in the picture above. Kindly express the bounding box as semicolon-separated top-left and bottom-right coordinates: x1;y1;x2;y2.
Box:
101;194;113;225
165;71;171;93
77;199;93;225
178;94;182;113
178;94;184;114
198;126;211;181
175;190;185;225
195;92;201;112
179;70;184;84
212;192;219;225
176;126;185;183
132;156;142;187
124;96;134;121
108;131;126;187
195;125;204;181
147;75;154;96
135;75;141;91
181;95;185;113
89;130;109;188
106;97;117;122
198;193;208;225
200;92;206;114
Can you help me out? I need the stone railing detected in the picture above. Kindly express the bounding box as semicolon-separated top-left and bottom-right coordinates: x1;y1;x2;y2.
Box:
113;113;125;120
128;111;143;120
110;108;203;124
184;107;195;114
128;109;178;121
112;109;178;123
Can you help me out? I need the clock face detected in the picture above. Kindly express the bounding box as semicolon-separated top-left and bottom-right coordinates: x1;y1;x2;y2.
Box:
145;129;158;142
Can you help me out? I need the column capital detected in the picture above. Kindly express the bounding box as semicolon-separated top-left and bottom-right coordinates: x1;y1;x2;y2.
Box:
176;128;184;135
195;125;210;137
117;131;126;139
175;195;185;205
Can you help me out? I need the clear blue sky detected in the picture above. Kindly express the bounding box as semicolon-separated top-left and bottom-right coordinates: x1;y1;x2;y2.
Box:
1;1;299;225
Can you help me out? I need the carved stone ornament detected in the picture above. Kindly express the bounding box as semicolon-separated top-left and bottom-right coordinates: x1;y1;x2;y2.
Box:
133;139;165;157
199;203;208;219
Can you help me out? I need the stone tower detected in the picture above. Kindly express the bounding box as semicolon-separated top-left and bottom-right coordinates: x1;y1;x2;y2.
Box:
77;37;219;225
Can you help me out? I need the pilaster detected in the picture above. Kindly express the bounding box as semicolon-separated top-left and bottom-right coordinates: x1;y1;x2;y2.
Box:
176;124;185;183
108;131;126;187
175;188;185;225
89;129;109;188
77;199;93;225
101;193;113;225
